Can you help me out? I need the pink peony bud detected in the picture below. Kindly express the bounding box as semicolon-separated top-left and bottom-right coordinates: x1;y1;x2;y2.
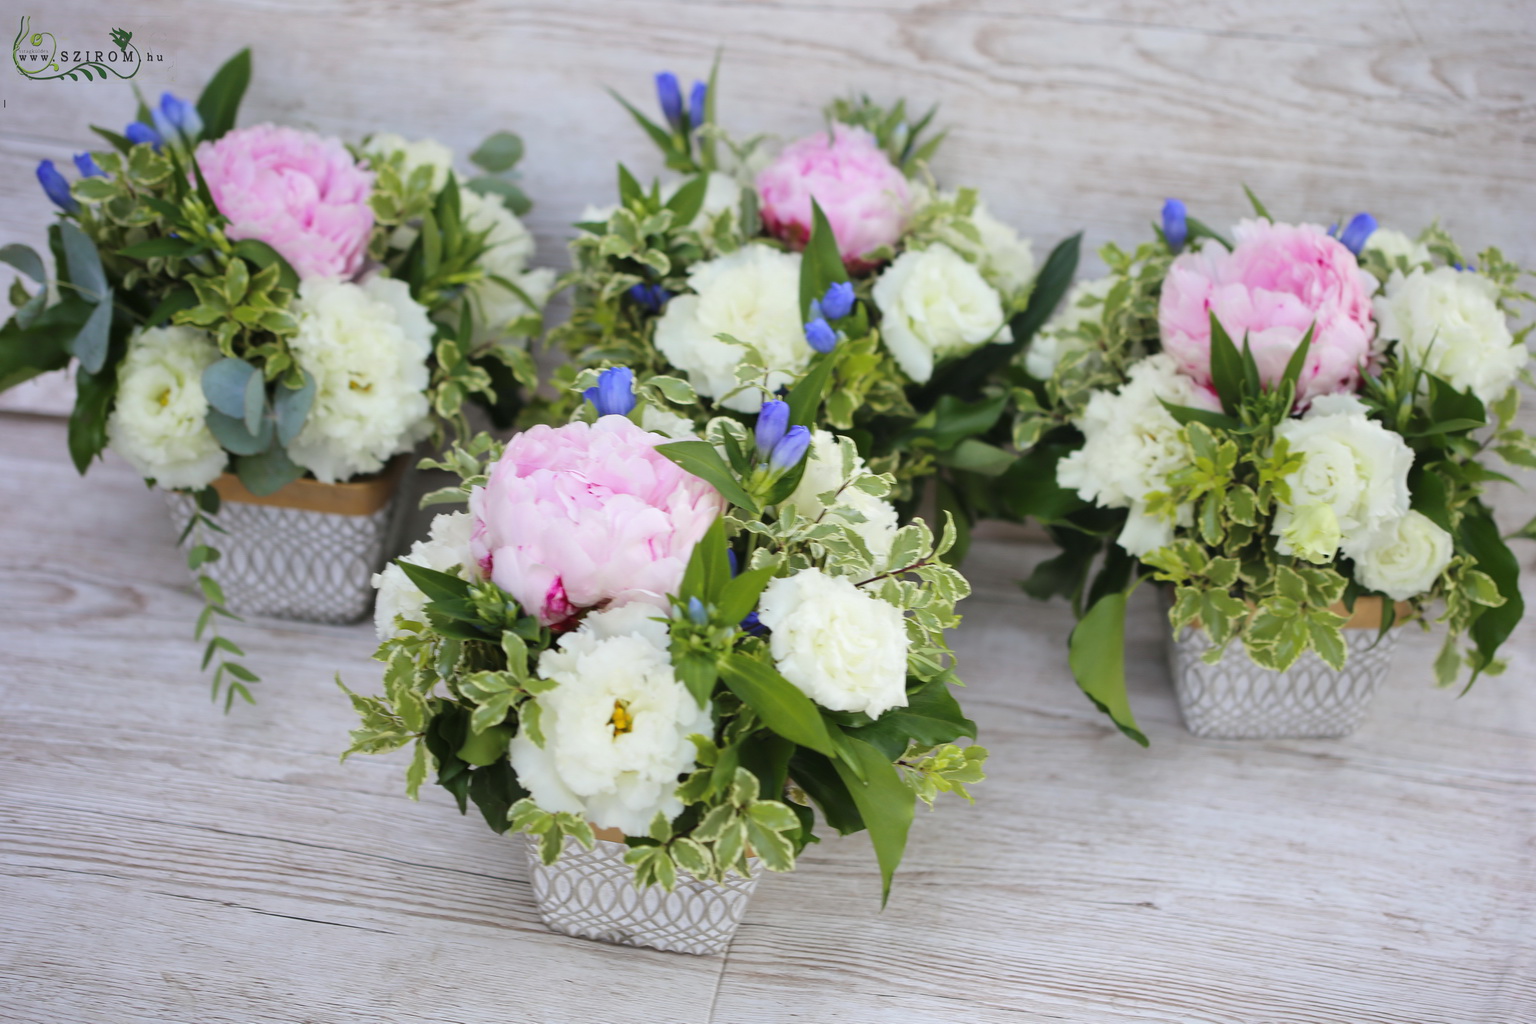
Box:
469;417;724;629
196;124;375;281
755;125;910;273
1158;220;1378;406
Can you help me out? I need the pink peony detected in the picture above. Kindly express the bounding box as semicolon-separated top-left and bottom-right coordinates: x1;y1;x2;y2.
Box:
196;124;375;281
468;417;724;629
1159;220;1378;405
755;125;910;272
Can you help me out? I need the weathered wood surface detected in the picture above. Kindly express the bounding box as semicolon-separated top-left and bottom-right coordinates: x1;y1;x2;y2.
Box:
1;412;1532;1023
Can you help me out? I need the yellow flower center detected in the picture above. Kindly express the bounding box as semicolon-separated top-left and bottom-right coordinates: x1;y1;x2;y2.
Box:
608;699;634;737
349;376;372;393
157;388;171;407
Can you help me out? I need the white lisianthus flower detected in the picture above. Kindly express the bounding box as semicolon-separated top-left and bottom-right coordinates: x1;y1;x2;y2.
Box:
1024;276;1115;380
1373;267;1526;405
970;200;1035;299
457;188;556;348
756;568;909;719
107;325;228;489
364;133;455;194
653;244;807;413
372;511;477;639
1056;354;1219;556
872;243;1010;384
286;276;434;484
638;405;698;440
1363;228;1432;270
1352;510;1453;600
509;605;710;835
787;430;899;570
1272;395;1414;563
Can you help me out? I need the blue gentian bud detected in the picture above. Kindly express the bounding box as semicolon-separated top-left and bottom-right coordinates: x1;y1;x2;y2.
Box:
1338;213;1377;256
768;425;811;473
627;282;671;313
755;399;790;457
124;121;163;151
819;281;855;320
36;161;78;213
689;80;707;130
151;91;203;141
583;366;637;417
73;152;106;178
804;317;837;354
687;596;708;625
655;72;684;131
726;548;739;577
1162;198;1188;253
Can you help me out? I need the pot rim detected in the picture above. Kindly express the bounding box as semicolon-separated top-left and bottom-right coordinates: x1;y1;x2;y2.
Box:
202;453;408;516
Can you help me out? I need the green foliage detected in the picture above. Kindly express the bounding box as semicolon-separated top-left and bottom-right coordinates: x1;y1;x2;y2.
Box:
179;488;259;711
1012;197;1536;741
344;396;984;895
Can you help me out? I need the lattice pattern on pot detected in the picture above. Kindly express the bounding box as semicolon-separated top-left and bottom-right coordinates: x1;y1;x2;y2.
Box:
164;493;398;625
1167;627;1399;739
523;833;761;956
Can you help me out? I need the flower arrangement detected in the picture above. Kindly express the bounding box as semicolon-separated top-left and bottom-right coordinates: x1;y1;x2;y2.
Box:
1011;193;1533;743
546;64;1078;554
0;51;553;705
344;366;985;901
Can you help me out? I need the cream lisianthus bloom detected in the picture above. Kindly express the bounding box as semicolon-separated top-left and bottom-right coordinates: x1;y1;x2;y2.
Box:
509;604;711;835
1272;395;1414;564
363;132;456;194
1353;510;1454;600
1374;267;1527;405
970;200;1036;300
456;188;556;348
1024;276;1115;380
757;567;909;720
371;511;477;639
786;430;899;570
872;243;1009;384
1363;228;1432;271
286;275;434;484
107;325;228;489
653;243;807;413
1056;354;1220;557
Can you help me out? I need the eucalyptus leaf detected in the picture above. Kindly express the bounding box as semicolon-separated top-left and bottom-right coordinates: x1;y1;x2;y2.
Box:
202;358;260;420
470;131;525;173
67;290;114;374
273;369;316;446
58;221;106;303
206;408;274;456
0;244;44;284
242;364;267;435
235;444;304;497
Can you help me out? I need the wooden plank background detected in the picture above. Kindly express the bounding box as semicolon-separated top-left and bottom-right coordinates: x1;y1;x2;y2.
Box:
1;2;1534;1021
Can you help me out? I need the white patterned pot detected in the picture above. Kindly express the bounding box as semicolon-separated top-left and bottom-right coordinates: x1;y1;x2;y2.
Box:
524;833;762;956
164;457;411;625
1166;598;1404;739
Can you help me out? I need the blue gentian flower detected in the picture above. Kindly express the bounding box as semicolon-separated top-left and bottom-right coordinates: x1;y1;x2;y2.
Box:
768;425;811;472
36;161;78;213
819;281;855;321
687;596;708;625
755;399;790;457
627;282;671;313
583;366;637;417
804;317;838;354
655;72;684;131
1162;198;1188;253
73;152;106;178
740;610;769;637
689;80;707;129
124;121;163;151
1338;213;1377;256
151;91;203;141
